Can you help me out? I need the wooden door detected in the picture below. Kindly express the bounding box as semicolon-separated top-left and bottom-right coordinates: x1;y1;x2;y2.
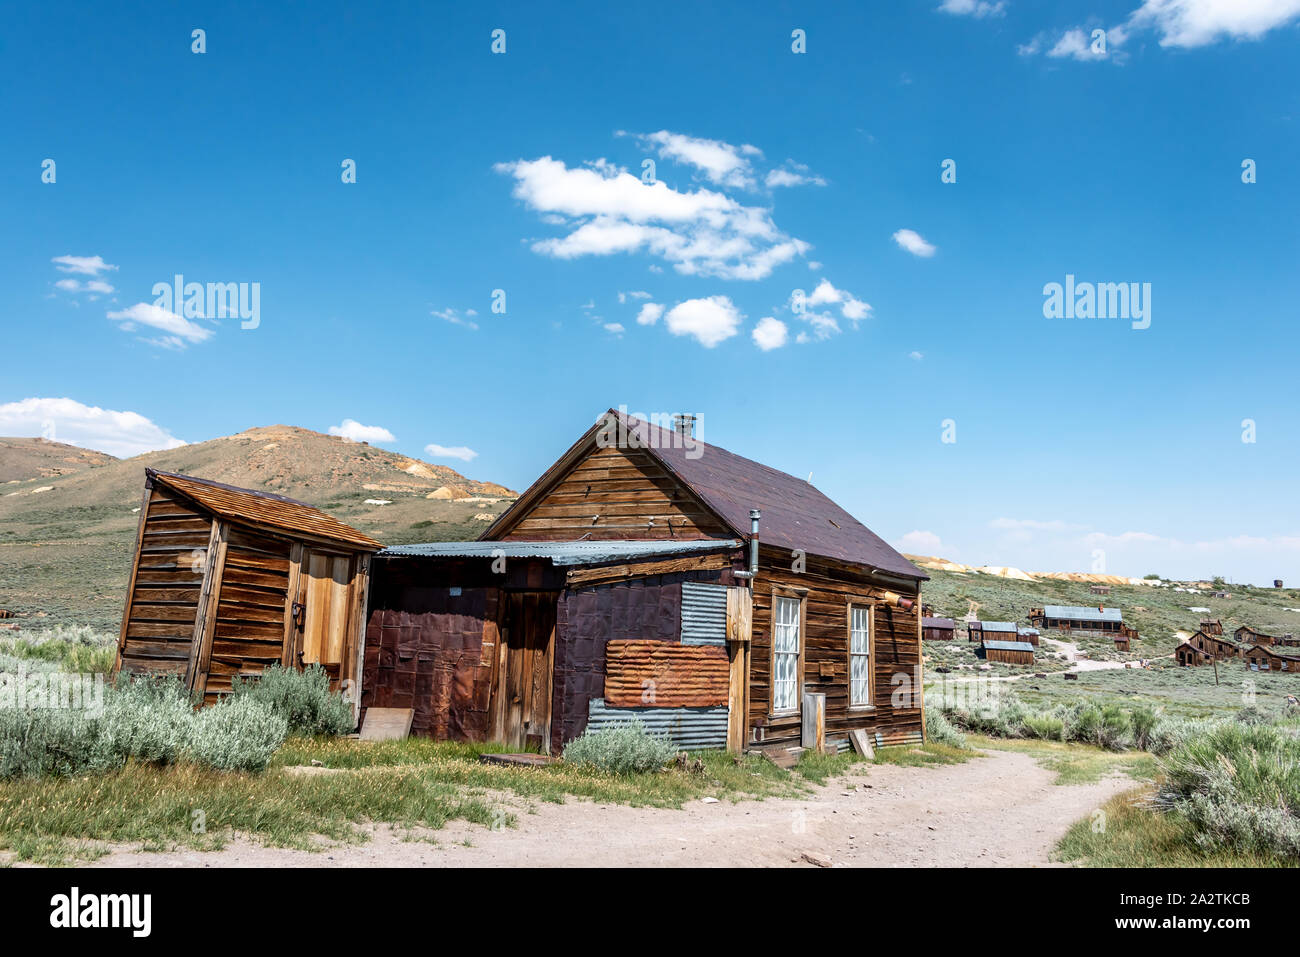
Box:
293;548;353;688
493;591;557;753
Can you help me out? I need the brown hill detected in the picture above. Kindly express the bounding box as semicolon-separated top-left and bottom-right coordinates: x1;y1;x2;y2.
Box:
0;425;516;631
0;436;116;484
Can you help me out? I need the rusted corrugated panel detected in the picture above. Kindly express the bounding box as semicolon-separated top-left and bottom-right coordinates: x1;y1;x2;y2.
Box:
149;469;381;550
585;698;728;751
680;582;727;645
604;639;728;707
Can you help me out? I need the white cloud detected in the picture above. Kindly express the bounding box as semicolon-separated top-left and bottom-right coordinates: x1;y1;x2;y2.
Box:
894;530;957;557
329;419;396;444
618;290;652;303
764;162;827;189
791;278;872;341
908;350;924;360
55;278;116;295
51;255;117;276
425;443;478;462
938;0;1007;17
432;307;478;330
752;316;788;351
635;302;664;325
0;397;184;458
892;228;937;257
664;296;742;347
1130;0;1300;48
496;151;810;280
106;303;213;347
603;322;625;336
636;130;761;189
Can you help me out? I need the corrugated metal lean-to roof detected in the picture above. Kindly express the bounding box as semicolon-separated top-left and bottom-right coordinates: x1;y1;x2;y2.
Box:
378;538;741;566
1043;605;1122;622
982;640;1036;652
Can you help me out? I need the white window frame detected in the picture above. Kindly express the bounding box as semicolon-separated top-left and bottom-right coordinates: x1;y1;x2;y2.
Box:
848;603;873;708
770;594;802;715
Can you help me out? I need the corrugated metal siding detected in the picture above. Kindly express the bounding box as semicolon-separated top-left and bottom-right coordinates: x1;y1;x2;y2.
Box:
585;698;728;750
680;582;727;645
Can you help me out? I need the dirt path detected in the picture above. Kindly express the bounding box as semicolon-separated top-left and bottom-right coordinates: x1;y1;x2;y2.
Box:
83;749;1133;868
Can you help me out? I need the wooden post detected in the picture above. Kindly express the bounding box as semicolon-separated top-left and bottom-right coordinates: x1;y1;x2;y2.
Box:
188;521;229;701
725;585;752;754
801;692;826;752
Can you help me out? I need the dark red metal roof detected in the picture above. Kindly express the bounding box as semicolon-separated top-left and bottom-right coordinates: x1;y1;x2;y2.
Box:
616;412;925;580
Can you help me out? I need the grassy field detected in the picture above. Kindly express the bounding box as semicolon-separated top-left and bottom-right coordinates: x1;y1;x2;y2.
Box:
0;736;912;865
1055;787;1294;868
920;566;1300;661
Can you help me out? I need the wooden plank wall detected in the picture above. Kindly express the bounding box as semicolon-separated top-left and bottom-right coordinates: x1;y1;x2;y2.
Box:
748;547;923;748
198;526;293;701
117;487;213;677
499;443;729;541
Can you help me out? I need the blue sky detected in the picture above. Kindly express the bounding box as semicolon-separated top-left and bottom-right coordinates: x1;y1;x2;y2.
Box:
3;1;1299;583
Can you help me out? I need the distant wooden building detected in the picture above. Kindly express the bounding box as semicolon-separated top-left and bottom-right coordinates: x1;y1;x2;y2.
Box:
1175;641;1213;667
1187;629;1239;661
977;639;1034;665
1242;644;1300;673
114;469;381;709
1029;605;1138;641
1199;618;1223;636
1089;584;1111;596
921;616;956;640
1113;635;1130;652
1232;625;1295;647
1017;627;1040;646
969;621;1017;646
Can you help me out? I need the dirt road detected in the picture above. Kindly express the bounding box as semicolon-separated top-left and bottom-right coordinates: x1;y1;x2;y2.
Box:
85;749;1132;868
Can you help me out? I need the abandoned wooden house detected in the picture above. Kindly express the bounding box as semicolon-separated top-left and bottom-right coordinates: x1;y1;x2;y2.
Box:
1089;584;1111;596
1175;640;1213;667
968;620;1016;644
921;616;955;640
1017;627;1040;646
1242;644;1300;672
359;409;929;755
1113;635;1131;652
976;639;1034;665
1199;618;1223;636
1028;605;1138;641
1187;629;1239;661
114;469;381;707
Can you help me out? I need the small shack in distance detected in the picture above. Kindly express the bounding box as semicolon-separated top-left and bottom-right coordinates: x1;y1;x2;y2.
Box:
977;639;1035;665
921;616;955;641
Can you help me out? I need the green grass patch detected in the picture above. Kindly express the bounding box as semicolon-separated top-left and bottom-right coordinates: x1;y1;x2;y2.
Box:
871;741;975;768
1055;787;1293;868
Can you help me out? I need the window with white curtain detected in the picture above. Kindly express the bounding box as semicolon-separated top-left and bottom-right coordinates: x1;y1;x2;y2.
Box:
772;596;801;712
849;605;871;706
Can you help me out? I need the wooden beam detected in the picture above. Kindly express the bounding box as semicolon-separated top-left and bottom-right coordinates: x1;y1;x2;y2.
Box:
188;521;229;699
564;551;736;588
114;481;156;678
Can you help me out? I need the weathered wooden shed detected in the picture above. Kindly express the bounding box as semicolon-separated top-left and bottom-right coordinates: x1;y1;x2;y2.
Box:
921;616;955;640
1017;626;1040;646
1234;624;1295;647
1175;640;1212;666
977;639;1034;665
115;469;381;706
362;410;929;755
970;620;1017;644
1199;618;1223;636
1243;644;1300;672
